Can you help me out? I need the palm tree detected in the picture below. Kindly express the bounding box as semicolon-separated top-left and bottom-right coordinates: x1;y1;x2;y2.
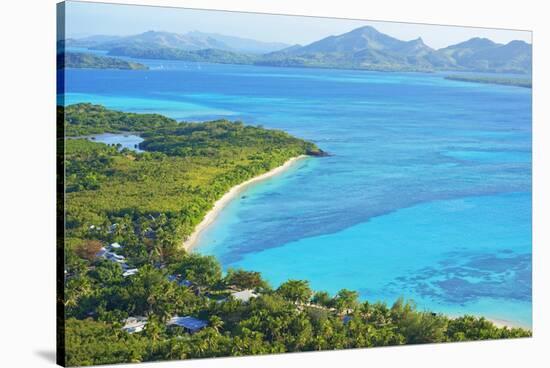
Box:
333;289;359;314
209;315;224;334
276;280;312;304
145;316;163;343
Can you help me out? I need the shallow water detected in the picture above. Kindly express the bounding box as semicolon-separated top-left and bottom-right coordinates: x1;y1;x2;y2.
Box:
61;58;532;326
86;133;144;152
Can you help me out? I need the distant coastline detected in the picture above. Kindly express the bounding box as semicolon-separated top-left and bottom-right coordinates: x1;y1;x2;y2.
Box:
183;155;309;252
445;74;532;88
58;51;149;70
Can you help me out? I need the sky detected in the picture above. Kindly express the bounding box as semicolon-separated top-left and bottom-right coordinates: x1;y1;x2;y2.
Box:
62;1;532;49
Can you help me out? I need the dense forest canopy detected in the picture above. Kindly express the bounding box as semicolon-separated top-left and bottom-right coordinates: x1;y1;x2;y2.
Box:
63;103;178;136
61;104;530;366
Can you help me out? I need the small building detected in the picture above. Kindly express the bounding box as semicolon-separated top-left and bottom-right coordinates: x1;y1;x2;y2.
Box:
122;268;139;277
110;242;122;249
179;279;193;288
167;274;179;283
96;247;108;258
167;316;208;334
231;289;258;303
122;316;147;334
167;274;193;288
108;253;125;261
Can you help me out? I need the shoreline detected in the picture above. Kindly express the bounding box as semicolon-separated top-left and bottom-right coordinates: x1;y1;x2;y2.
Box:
486;317;531;330
182;155;309;252
447;313;531;331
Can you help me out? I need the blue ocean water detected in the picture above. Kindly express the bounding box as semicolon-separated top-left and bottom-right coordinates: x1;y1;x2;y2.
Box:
61;57;532;327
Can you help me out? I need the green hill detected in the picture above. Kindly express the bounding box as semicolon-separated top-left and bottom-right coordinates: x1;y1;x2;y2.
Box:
59;52;148;70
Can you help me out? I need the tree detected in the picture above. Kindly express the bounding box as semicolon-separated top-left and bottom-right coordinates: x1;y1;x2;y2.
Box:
75;240;103;261
171;254;222;291
276;280;312;304
312;291;332;308
125;265;189;319
333;289;359;314
65;275;93;308
144;315;165;343
224;269;267;290
391;298;447;344
89;260;123;286
209;315;224;334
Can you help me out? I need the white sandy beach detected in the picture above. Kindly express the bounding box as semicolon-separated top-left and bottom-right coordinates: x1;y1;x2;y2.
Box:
182;155;308;252
487;317;530;330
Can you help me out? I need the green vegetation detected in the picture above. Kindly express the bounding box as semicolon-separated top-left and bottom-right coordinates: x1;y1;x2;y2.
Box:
64;103;321;267
445;75;532;88
108;46;258;65
59;52;149;70
63;103;178;136
63;104;530;366
64;254;531;366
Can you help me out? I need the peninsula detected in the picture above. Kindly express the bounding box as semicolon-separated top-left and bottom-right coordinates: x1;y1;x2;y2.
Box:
59;51;149;70
445;74;532;88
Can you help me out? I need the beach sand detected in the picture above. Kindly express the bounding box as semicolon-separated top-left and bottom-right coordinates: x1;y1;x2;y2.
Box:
182;155;308;252
487;317;531;330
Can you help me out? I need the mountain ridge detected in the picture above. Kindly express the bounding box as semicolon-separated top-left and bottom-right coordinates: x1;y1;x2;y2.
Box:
66;26;532;74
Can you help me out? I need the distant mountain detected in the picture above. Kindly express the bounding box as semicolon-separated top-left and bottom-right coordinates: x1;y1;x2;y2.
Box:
64;35;123;48
65;27;532;74
71;30;290;54
91;30;228;51
187;31;290;54
260;26;457;71
440;38;532;74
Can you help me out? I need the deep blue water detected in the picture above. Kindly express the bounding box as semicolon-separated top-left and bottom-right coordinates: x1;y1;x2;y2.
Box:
61;57;532;327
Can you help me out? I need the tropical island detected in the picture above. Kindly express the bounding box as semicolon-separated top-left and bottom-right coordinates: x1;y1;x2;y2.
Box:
444;75;532;88
58;52;149;70
61;104;530;366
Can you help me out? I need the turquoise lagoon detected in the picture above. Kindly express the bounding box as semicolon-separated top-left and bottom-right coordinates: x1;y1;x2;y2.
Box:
61;58;532;327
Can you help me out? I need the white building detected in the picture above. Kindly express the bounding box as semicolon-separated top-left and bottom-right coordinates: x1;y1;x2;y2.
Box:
231;289;258;303
110;242;122;249
123;268;139;277
122;317;147;334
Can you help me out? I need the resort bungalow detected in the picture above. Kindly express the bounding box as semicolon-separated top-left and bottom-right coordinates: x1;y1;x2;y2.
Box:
122;268;139;277
96;247;109;258
108;253;125;262
109;242;122;249
167;274;179;283
231;289;258;303
167;316;208;334
167;274;194;288
122;316;147;334
179;279;193;288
